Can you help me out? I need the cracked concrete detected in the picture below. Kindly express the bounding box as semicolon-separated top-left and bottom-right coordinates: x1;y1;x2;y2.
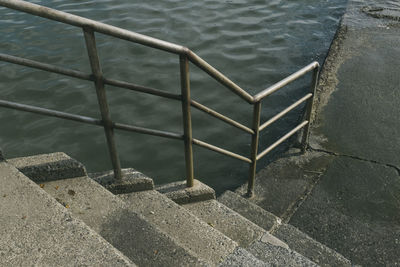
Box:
238;0;400;265
310;146;400;177
291;1;400;264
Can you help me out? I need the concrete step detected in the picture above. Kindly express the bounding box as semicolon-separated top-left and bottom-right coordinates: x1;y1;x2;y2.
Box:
0;161;134;266
183;199;319;266
219;247;268;267
7;152;87;182
272;223;352;267
120;189;238;265
218;190;280;231
247;240;318;267
89;168;154;194
155;179;215;204
219;190;351;266
40;175;207;266
183;199;286;249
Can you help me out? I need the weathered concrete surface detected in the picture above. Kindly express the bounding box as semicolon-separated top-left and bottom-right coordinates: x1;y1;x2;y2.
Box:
219;190;350;266
156;179;216;204
183;199;287;249
272;223;351;267
290;157;400;266
121;190;238;265
0;162;134;266
294;1;400;265
89;168;154;194
7;152;87;182
236;150;334;219
219;247;267;267
311;26;400;168
42;176;206;267
218;190;280;231
247;240;318;267
241;0;400;265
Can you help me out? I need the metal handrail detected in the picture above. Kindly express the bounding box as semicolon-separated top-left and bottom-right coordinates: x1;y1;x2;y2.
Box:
0;0;320;196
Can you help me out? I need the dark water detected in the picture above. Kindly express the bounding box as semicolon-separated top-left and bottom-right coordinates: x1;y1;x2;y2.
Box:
0;0;347;193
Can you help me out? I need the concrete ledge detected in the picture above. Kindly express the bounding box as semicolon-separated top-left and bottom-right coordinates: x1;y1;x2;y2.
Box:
156;179;215;204
7;152;87;182
89;168;154;194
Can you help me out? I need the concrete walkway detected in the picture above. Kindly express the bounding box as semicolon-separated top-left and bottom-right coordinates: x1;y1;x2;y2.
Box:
239;1;400;266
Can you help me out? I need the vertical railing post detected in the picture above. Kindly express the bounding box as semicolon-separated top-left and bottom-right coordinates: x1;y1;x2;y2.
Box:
301;65;320;153
179;54;194;187
83;27;122;181
247;101;261;197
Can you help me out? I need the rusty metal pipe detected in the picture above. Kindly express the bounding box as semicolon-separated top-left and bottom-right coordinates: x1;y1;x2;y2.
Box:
259;93;313;132
0;0;185;54
113;122;183;140
0;53;92;81
253;62;319;102
247;102;261;197
0;99;102;126
187;51;254;104
190;100;254;134
192;138;251;163
179;55;195;187
83;27;122;181
104;78;181;101
257;120;309;161
301;66;320;153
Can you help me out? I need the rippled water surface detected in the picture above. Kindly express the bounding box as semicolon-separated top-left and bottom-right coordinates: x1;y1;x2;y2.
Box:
0;0;347;192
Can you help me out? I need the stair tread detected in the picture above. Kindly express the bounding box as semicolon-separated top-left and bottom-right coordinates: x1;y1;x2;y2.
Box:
183;199;287;249
219;247;268;267
273;223;351;266
42;176;206;267
220;190;351;266
121;190;238;265
183;198;322;266
218;190;279;231
248;240;318;266
0;161;134;266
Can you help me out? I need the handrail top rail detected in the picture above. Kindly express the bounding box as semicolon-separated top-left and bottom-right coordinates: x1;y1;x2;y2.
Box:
0;0;319;105
253;61;319;102
0;0;185;54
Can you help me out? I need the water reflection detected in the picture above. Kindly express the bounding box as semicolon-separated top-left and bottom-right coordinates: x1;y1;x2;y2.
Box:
0;0;347;193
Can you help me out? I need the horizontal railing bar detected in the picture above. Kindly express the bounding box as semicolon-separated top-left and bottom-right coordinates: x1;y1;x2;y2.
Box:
0;0;185;54
192;138;252;163
187;51;254;104
0;99;184;140
114;122;184;140
259;93;313;131
190;100;254;134
253;61;319;102
0;53;182;101
103;78;181;101
0;99;102;125
257;120;309;161
0;53;92;81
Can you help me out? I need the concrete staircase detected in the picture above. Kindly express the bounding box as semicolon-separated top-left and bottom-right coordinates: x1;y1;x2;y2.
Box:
2;152;353;266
